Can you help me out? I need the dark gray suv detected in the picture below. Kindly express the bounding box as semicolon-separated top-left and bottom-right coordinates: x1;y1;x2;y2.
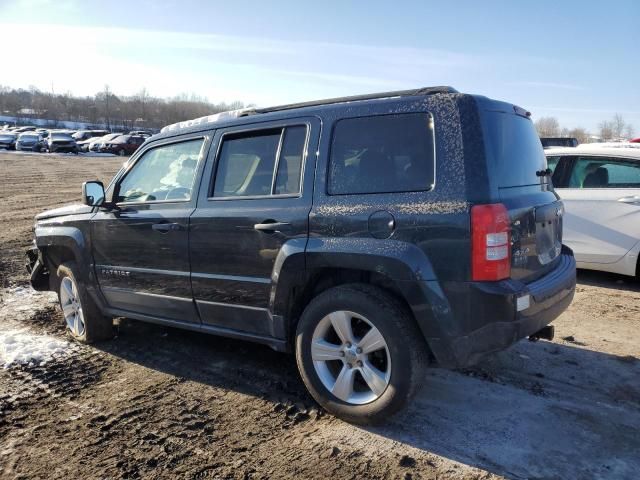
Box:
27;87;576;424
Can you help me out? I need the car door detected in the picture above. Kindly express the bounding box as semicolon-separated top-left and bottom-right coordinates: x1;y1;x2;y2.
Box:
92;135;209;323
190;117;319;338
553;154;640;264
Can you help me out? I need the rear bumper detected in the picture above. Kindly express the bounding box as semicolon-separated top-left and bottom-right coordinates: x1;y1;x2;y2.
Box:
424;248;576;367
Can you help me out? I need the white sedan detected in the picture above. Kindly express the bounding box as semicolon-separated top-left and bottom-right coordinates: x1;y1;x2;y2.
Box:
546;145;640;277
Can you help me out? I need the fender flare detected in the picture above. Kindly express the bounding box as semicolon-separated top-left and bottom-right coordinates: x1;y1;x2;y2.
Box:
35;225;91;281
270;237;456;355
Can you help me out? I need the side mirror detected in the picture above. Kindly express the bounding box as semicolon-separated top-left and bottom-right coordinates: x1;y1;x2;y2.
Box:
82;181;105;206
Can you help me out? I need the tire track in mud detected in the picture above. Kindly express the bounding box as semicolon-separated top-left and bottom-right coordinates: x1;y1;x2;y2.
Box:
1;296;487;480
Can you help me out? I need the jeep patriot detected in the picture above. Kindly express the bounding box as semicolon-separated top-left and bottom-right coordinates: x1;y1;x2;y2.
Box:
27;87;576;423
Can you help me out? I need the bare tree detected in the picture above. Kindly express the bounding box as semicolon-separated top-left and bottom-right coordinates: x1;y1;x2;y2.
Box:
624;124;635;139
599;121;614;142
534;117;560;137
0;84;245;130
611;114;626;139
568;127;590;144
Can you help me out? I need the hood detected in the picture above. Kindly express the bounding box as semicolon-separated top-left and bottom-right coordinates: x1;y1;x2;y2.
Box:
36;203;93;221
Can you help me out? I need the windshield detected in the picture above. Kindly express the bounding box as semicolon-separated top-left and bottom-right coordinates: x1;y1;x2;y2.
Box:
51;133;73;140
20;134;38;140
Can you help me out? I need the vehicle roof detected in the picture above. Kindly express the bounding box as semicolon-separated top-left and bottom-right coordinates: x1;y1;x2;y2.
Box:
546;144;640;159
152;86;468;141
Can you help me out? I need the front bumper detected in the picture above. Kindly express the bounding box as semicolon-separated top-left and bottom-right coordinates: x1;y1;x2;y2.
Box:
425;247;576;367
50;144;77;153
26;245;50;291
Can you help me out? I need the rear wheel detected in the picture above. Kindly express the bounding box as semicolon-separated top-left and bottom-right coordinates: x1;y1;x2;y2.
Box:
295;284;427;424
57;262;114;343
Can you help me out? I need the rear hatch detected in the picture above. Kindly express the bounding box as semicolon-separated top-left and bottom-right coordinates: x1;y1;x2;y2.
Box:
481;103;563;282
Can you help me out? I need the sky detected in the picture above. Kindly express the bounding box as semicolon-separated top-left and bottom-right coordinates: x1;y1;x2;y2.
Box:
0;0;638;133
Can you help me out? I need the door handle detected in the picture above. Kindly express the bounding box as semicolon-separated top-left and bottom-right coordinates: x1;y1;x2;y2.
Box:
254;221;292;233
617;196;640;205
152;222;183;233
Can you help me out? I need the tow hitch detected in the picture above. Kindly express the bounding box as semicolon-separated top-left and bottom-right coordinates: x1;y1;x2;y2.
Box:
529;325;555;342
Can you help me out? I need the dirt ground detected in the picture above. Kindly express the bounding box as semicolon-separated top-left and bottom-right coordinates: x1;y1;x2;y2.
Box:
0;151;638;479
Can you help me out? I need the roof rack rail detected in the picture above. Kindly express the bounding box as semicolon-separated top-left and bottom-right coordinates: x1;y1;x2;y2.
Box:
241;86;458;116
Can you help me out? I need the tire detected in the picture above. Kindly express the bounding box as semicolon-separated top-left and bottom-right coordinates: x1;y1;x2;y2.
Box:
295;284;428;424
56;262;114;343
118;149;126;156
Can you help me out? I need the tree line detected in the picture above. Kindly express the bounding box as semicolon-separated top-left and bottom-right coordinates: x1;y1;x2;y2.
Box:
534;114;635;143
0;85;249;130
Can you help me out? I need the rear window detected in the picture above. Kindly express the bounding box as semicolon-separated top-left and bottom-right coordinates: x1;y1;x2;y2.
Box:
483;111;547;188
328;113;435;195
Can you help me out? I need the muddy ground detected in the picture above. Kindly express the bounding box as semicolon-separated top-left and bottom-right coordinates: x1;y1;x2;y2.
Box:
0;151;638;479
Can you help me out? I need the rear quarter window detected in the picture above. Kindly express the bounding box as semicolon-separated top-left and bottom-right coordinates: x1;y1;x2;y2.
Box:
328;113;435;195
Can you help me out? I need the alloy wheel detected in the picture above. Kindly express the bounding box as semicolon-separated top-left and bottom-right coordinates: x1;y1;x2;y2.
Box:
311;310;391;405
59;276;85;337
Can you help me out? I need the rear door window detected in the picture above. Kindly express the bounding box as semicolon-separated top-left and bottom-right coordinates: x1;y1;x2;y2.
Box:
212;125;307;198
328;113;435;195
568;157;640;188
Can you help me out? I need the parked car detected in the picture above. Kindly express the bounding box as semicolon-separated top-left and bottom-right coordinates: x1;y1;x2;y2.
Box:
12;126;38;134
546;146;640;277
541;137;579;148
72;130;110;142
47;132;78;153
630;138;640;143
90;133;122;152
16;132;46;152
0;132;17;150
101;134;146;156
128;130;153;137
77;136;104;152
27;86;576;424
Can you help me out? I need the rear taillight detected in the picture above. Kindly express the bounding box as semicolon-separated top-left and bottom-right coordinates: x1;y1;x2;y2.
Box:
471;203;511;281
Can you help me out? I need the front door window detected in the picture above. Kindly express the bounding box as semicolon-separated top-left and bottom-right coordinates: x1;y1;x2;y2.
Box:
117;139;204;203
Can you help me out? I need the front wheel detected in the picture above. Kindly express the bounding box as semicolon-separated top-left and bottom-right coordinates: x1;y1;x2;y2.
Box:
295;284;428;424
57;262;114;343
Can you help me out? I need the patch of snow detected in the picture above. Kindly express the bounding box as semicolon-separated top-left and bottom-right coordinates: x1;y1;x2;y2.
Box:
1;288;72;368
0;327;71;368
